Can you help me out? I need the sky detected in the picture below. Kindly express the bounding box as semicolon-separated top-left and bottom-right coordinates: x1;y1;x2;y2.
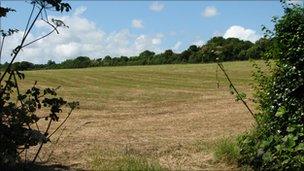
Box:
0;0;302;64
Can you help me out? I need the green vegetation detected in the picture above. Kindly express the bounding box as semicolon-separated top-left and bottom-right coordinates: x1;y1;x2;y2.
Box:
213;138;239;164
3;0;303;170
91;149;166;171
237;2;304;169
0;36;274;71
194;137;240;165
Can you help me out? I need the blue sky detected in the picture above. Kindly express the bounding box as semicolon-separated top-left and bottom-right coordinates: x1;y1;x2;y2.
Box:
1;0;299;64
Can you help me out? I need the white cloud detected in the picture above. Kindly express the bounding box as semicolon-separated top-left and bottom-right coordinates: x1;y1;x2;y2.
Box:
2;7;164;64
133;33;163;52
172;41;182;51
223;25;261;43
150;1;165;12
192;40;205;46
132;19;144;29
202;6;219;18
74;6;87;16
152;38;161;45
152;34;163;45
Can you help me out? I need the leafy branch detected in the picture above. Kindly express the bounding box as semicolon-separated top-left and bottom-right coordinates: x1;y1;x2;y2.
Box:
0;0;78;166
216;59;256;120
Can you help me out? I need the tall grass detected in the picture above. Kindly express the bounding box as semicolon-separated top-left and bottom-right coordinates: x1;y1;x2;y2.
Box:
213;137;240;164
91;149;166;171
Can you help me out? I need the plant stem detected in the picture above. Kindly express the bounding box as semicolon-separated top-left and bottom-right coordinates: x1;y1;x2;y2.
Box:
217;62;256;120
32;118;52;163
48;108;74;139
0;6;43;84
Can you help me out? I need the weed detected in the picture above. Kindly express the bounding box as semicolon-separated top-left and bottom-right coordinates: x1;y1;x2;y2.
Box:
213;137;240;164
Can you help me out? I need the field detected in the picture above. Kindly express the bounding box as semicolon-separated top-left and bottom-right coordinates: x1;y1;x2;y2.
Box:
20;61;256;170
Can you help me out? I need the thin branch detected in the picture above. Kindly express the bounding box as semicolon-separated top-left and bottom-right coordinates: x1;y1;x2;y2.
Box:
12;71;33;130
0;6;43;84
32;118;52;163
22;29;56;48
0;37;5;65
23;3;36;39
37;155;43;162
12;71;24;105
41;18;59;34
47;107;75;139
216;64;220;88
217;62;256;120
35;122;40;132
43;7;48;22
44;125;67;163
17;148;26;156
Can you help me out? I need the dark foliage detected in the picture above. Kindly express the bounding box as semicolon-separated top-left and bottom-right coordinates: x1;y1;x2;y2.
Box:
0;0;78;167
0;7;15;17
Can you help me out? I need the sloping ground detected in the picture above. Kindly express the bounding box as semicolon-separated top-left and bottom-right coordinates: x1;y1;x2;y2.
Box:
20;61;256;170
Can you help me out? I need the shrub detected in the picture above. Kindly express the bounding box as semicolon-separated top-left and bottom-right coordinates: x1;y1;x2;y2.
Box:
237;2;304;169
0;0;78;167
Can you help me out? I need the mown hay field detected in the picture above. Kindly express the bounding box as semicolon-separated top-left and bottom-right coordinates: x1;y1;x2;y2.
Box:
20;61;257;170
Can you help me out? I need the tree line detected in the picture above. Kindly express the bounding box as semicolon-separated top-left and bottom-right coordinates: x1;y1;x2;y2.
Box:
0;36;274;71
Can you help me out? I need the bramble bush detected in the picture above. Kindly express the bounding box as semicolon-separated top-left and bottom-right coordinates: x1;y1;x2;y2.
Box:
237;1;304;169
0;0;78;167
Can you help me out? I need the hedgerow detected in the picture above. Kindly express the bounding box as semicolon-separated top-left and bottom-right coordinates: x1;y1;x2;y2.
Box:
237;1;304;169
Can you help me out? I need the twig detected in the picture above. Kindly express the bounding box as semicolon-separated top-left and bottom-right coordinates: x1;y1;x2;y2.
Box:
216;61;256;120
216;63;220;88
0;37;5;65
41;18;59;34
32;118;52;163
12;71;24;105
22;29;57;48
0;6;43;84
44;126;67;163
47;107;74;139
23;3;36;39
35;122;40;132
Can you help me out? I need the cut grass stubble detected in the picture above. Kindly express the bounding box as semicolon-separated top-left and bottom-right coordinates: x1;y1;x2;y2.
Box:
18;61;256;169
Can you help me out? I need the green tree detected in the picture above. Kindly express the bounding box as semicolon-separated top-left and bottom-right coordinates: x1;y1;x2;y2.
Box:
102;55;112;66
137;50;155;65
188;51;203;63
18;61;35;70
162;49;175;64
188;45;199;53
179;50;191;63
46;60;56;67
245;38;272;59
73;56;91;68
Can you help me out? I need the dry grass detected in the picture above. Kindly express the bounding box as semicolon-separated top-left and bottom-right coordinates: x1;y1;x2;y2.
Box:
18;61;257;170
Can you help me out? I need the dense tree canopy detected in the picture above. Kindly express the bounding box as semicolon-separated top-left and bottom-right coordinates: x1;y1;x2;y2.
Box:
0;36;274;71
